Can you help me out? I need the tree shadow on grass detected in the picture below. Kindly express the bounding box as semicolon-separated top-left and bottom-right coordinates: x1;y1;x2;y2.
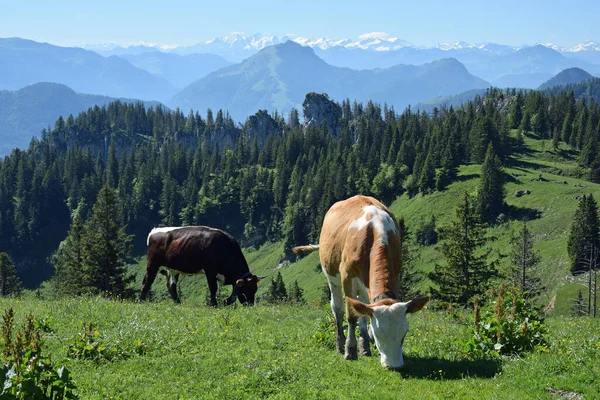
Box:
454;173;480;182
505;204;542;222
399;355;501;379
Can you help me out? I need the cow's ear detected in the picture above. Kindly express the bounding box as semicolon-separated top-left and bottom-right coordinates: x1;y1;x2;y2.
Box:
346;297;373;318
255;275;266;282
406;296;429;313
236;279;246;287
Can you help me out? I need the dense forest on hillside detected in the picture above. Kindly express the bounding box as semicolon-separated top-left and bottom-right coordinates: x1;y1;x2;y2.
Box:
1;86;600;287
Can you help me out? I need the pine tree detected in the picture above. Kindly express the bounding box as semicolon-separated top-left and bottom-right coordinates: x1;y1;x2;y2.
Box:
288;280;307;304
478;144;505;223
0;252;22;297
82;185;134;297
568;194;600;275
510;92;524;129
572;289;587;317
429;192;498;306
274;271;288;301
263;271;288;304
52;212;86;296
397;218;423;301
509;220;543;301
418;152;436;194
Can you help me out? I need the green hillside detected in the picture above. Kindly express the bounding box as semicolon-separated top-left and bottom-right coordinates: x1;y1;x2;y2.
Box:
125;133;596;317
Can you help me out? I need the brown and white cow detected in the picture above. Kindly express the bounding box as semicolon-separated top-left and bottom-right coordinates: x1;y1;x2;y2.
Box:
141;226;263;306
294;195;428;369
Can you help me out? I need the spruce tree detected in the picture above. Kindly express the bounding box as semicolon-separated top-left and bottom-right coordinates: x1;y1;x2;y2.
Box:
263;272;288;304
397;217;423;301
568;194;600;275
429;192;498;306
52;213;86;296
82;185;134;297
572;289;587;317
509;220;543;301
274;271;288;301
0;252;22;297
478;144;505;224
288;280;307;305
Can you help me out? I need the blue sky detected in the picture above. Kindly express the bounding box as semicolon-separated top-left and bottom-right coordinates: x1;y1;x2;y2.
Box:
1;0;598;47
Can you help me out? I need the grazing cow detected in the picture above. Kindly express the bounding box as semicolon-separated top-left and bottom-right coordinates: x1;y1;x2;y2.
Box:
141;226;263;306
294;195;428;370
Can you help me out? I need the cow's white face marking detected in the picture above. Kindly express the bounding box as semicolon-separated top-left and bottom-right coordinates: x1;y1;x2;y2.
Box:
369;302;410;369
348;205;397;245
216;273;226;284
147;226;183;246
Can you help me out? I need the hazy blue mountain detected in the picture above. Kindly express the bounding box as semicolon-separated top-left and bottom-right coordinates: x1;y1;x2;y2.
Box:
0;38;177;101
0;82;163;155
482;45;598;88
169;41;490;121
119;51;233;89
538;67;594;90
413;88;488;113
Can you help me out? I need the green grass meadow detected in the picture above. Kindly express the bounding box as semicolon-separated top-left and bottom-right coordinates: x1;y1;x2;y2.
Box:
5;296;600;399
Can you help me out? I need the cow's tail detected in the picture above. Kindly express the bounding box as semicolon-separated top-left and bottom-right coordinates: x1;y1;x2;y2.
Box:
292;244;320;254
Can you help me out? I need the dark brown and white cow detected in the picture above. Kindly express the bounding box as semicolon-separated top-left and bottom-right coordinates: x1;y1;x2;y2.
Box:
294;195;428;370
141;226;263;306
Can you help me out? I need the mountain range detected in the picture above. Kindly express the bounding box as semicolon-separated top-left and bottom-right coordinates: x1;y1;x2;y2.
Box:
0;38;177;101
0;82;163;156
168;41;490;121
83;33;600;90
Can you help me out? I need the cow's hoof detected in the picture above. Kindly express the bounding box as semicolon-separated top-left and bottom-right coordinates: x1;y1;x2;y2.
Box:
344;347;358;360
359;339;371;356
336;337;346;354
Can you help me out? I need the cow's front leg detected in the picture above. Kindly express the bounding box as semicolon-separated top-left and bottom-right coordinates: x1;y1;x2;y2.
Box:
165;271;180;303
224;285;237;305
358;316;371;356
343;272;358;360
326;274;346;354
140;260;159;300
206;275;219;307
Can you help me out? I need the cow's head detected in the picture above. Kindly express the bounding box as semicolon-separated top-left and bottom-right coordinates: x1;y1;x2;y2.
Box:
234;274;264;305
347;296;429;370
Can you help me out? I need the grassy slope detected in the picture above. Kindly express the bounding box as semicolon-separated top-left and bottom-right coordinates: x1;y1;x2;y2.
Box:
5;296;600;399
129;134;597;316
235;134;595;315
388;135;599;315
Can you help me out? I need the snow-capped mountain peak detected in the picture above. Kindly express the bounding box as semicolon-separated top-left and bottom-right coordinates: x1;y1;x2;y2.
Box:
435;41;477;51
566;40;600;52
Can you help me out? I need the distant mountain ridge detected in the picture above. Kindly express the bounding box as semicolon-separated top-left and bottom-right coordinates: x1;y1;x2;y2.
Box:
87;32;600;57
0;82;164;156
119;52;233;89
82;33;600;89
169;41;490;120
0;38;177;101
538;67;594;90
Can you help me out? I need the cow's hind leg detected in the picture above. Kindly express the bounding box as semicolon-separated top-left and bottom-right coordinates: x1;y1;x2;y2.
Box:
325;271;346;354
166;271;180;303
140;259;159;300
207;275;219;307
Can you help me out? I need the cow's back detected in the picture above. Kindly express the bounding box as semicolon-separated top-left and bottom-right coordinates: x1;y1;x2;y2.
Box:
319;196;401;292
148;226;248;275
